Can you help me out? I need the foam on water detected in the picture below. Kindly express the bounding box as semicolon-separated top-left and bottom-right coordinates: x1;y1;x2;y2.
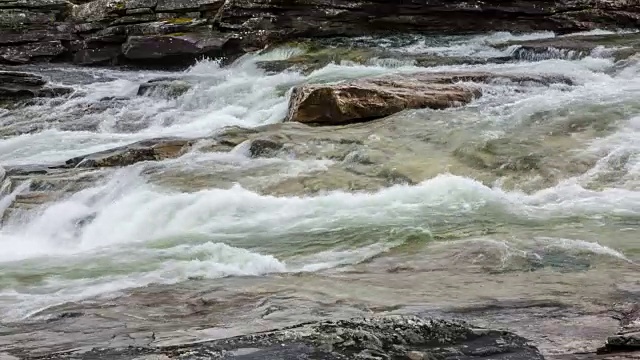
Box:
1;31;640;322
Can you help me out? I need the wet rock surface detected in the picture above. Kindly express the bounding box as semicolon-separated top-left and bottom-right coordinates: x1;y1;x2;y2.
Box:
1;0;640;67
504;32;640;61
7;315;545;360
0;70;72;101
137;77;192;98
61;138;193;168
286;72;572;125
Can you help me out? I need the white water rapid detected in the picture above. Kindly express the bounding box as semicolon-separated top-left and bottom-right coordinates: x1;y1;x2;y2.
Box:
0;31;638;323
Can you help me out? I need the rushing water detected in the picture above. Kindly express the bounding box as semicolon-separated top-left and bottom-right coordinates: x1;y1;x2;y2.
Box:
0;31;639;330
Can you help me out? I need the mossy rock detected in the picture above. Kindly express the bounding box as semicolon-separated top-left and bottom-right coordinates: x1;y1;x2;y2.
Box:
166;17;196;24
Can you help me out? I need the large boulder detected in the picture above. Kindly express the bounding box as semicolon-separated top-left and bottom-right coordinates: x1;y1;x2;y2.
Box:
285;72;573;125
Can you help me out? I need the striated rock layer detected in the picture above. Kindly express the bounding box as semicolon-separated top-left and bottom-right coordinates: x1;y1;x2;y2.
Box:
1;0;639;67
23;316;545;359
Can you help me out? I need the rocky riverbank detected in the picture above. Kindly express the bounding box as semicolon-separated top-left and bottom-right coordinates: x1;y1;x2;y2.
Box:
1;0;640;68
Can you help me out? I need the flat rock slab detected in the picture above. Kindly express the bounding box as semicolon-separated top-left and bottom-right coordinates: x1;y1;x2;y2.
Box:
285;72;573;125
0;70;72;100
29;316;544;359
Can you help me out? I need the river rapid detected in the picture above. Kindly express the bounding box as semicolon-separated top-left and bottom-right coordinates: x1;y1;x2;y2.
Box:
0;30;639;356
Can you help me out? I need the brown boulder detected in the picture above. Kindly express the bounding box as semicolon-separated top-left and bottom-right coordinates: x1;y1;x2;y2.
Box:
285;72;573;125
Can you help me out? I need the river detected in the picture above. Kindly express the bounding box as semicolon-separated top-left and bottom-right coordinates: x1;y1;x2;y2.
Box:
0;30;638;357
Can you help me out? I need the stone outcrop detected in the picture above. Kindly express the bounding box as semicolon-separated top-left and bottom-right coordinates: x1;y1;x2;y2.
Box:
0;70;73;101
22;316;544;359
285;72;574;125
0;0;639;67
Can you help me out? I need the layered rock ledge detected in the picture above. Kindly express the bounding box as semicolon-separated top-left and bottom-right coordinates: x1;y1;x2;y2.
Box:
1;0;640;67
0;70;73;101
22;316;544;359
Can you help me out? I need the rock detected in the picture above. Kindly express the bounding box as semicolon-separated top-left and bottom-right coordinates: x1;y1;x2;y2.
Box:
124;0;157;9
286;72;572;125
155;0;222;12
248;138;283;157
0;70;73;100
0;40;66;64
504;33;640;61
30;316;544;359
0;9;57;27
599;304;640;354
285;76;478;126
70;0;126;23
61;138;193;168
72;45;121;65
121;32;243;65
137;77;191;98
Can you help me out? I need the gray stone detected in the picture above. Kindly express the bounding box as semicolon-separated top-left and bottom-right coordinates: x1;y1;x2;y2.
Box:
0;40;65;63
110;13;156;25
121;32;239;61
155;0;221;12
137;78;191;98
125;7;153;14
0;70;73;99
0;9;56;27
123;0;156;9
28;316;544;359
70;0;124;23
72;46;120;64
0;0;70;9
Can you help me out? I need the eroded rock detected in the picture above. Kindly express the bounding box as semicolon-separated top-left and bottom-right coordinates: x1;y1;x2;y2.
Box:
285;72;572;125
32;316;544;360
62;138;193;168
121;32;242;65
0;70;73;100
137;77;191;98
0;40;66;64
505;32;640;61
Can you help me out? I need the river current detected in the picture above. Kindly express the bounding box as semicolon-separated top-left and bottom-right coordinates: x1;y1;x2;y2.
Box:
0;31;638;350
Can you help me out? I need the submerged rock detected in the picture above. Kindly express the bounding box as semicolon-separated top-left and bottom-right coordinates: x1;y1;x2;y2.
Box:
285;72;572;125
35;316;544;359
62;138;193;168
504;32;640;61
137;77;191;98
0;70;73;101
